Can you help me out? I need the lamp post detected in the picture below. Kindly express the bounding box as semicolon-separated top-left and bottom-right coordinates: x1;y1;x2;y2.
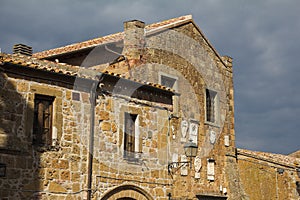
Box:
168;139;198;175
184;139;198;159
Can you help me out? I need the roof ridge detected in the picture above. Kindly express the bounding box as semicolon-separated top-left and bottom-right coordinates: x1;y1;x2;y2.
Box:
33;31;124;59
32;15;193;59
237;148;300;168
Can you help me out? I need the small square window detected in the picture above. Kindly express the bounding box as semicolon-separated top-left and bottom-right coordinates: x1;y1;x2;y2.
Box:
206;89;218;124
161;75;176;89
33;94;55;147
159;72;178;91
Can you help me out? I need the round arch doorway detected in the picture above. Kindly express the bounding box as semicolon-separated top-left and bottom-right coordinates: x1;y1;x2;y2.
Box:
100;185;154;200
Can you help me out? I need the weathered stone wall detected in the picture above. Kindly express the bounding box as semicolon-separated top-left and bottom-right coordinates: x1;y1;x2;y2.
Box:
107;21;237;199
92;96;172;200
237;151;300;200
0;65;174;200
0;71;91;199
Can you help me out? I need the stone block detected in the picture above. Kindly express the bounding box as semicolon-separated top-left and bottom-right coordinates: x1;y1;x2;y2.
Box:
52;159;69;169
46;168;59;180
60;170;70;181
98;110;110;121
154;187;165;197
72;182;80;192
48;182;67;193
17;81;29;92
100;122;111;131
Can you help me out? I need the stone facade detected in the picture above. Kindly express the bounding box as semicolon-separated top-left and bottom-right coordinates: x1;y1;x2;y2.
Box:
237;149;300;200
0;15;299;200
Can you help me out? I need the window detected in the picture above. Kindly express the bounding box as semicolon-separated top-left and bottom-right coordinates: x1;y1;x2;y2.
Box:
124;113;138;160
161;75;176;89
206;89;218;123
33;94;54;146
159;72;179;116
159;72;178;91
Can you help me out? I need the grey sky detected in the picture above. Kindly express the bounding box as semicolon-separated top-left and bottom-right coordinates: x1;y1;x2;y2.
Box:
1;0;299;154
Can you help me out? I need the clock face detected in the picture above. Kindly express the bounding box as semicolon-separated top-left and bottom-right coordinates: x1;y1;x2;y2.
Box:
209;131;216;144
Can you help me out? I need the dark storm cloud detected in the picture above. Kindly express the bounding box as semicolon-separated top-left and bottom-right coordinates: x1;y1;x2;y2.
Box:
0;0;299;154
223;1;300;154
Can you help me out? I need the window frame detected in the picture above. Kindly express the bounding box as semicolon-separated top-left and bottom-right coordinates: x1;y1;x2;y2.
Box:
33;94;55;147
122;111;141;162
205;88;219;125
27;84;63;151
158;72;178;92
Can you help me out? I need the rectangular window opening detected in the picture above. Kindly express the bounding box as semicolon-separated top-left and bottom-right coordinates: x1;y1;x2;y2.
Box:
161;75;177;89
206;89;218;124
124;113;139;161
33;94;55;147
159;72;178;92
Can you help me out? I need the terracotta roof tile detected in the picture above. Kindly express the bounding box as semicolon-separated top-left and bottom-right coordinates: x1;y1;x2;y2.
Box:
0;53;175;93
1;53;82;77
32;31;124;59
33;15;193;59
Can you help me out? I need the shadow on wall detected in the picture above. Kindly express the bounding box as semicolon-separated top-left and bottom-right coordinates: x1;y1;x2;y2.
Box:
0;70;41;199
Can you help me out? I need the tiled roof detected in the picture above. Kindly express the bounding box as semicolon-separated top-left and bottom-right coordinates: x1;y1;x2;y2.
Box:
0;53;174;92
237;148;300;168
1;53;81;77
33;15;193;59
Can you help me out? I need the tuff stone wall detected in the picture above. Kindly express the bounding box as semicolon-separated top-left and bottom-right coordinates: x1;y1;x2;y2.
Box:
237;150;300;200
0;71;92;199
93;96;173;199
0;66;174;200
108;20;238;199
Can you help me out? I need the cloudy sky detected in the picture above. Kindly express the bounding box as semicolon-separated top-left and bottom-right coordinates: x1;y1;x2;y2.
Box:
1;0;299;154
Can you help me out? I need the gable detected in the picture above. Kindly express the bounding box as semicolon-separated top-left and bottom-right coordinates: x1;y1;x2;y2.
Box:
32;15;227;69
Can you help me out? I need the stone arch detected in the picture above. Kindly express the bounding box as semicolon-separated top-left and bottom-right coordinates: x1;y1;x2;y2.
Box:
101;185;154;200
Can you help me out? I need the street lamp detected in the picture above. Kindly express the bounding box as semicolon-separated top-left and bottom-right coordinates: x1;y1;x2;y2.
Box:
184;139;198;158
168;139;198;175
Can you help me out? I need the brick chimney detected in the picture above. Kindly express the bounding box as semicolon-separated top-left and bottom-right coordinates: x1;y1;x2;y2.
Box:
13;44;32;56
122;20;145;61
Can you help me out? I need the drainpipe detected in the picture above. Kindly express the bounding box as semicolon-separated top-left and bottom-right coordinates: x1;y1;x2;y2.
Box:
87;75;103;200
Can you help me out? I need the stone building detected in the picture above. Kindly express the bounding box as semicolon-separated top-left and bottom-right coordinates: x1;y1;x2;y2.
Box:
237;149;300;200
0;15;299;200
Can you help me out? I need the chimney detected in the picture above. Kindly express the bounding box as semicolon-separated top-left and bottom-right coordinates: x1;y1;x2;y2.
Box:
122;20;145;61
13;44;32;56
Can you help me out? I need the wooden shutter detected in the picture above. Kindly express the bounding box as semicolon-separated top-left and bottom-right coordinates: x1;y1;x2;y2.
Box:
33;94;54;146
